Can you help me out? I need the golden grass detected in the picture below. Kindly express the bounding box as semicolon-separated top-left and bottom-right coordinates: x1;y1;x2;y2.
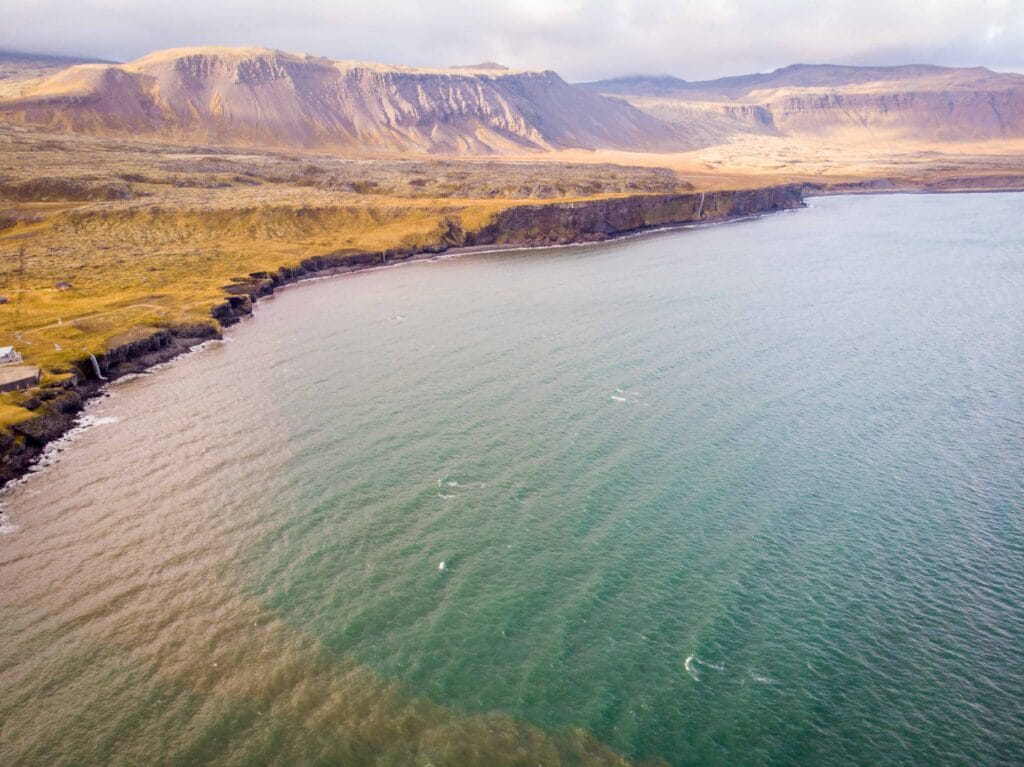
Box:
0;401;37;426
0;197;505;371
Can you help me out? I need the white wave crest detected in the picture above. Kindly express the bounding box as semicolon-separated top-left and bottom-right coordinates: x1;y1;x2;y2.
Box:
0;509;18;535
611;387;642;403
684;655;701;681
107;372;148;386
685;654;726;681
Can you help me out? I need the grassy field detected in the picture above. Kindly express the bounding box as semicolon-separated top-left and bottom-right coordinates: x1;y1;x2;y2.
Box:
1;195;508;371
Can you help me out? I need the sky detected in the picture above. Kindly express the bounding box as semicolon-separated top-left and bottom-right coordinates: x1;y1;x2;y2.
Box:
3;0;1023;81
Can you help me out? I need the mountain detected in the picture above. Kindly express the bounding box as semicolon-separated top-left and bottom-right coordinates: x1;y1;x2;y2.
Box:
5;51;1021;154
0;50;110;100
0;47;685;154
580;64;1024;144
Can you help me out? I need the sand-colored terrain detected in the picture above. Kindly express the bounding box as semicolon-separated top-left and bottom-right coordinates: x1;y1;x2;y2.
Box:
532;136;1024;191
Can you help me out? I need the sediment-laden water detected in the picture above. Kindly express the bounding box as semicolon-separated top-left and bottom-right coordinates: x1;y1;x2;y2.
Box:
1;194;1022;766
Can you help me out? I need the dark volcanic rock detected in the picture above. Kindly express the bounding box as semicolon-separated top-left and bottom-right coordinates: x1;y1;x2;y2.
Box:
468;186;803;247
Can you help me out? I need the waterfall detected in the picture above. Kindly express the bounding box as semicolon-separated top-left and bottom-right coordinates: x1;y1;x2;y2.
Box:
697;191;705;219
89;354;107;380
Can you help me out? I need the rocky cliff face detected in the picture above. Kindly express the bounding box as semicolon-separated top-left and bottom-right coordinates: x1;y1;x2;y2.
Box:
0;47;685;153
582;64;1024;144
468;186;803;246
768;89;1024;141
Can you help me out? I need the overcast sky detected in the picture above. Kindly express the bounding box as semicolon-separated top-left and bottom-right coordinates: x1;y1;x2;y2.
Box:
3;0;1023;81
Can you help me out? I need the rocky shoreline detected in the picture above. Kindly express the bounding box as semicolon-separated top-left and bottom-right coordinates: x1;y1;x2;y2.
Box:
0;185;804;488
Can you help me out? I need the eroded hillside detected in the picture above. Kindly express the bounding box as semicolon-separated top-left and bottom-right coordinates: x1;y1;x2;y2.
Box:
582;64;1024;144
0;47;686;153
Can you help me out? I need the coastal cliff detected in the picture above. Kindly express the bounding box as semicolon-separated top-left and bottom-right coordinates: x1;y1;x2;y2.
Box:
0;185;802;487
467;186;802;246
201;186;801;329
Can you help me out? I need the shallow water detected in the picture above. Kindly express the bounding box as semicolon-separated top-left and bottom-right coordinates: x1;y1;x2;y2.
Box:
1;194;1023;766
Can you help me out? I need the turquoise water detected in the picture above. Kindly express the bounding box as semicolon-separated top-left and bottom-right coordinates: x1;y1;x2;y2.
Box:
1;193;1022;765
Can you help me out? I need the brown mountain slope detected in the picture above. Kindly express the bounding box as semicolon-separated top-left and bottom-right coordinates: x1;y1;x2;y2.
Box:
580;64;1024;144
0;50;110;99
0;47;685;154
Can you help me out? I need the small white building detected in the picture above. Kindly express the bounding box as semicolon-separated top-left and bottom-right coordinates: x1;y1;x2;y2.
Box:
0;346;23;365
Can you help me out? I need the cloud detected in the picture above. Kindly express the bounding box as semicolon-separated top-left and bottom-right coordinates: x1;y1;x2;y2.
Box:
3;0;1023;80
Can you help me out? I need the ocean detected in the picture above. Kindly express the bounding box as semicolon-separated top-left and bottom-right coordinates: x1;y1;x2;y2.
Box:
1;193;1022;765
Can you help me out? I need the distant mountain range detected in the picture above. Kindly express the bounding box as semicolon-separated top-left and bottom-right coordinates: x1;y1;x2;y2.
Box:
1;48;1022;153
580;64;1024;144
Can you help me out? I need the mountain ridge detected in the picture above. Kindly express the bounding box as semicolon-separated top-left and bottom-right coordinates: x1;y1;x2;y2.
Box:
4;50;1024;152
580;63;1005;97
580;63;1024;144
0;46;685;154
